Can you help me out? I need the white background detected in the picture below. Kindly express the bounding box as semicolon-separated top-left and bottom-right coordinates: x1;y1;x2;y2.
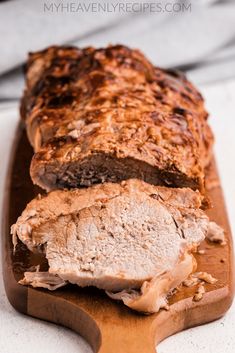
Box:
0;78;235;352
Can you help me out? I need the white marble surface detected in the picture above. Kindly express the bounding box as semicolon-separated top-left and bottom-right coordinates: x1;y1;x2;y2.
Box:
0;79;235;352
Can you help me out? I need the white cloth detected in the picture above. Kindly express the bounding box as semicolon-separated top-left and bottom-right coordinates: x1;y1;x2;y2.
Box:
0;0;235;99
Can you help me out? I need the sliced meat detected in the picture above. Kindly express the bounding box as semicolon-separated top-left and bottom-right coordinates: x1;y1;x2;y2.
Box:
12;179;209;313
21;45;213;192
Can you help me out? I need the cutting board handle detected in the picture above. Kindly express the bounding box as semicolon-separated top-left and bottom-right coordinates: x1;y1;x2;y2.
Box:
25;283;235;353
27;288;157;353
96;319;157;353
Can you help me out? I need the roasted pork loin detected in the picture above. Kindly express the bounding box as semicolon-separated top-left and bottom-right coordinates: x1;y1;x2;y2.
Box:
21;45;213;192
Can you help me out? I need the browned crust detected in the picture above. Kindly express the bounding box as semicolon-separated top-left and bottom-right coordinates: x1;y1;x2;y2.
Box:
21;45;213;191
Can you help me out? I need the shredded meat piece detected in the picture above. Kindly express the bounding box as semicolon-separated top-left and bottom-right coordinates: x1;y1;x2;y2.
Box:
207;221;226;245
19;272;67;290
193;283;206;302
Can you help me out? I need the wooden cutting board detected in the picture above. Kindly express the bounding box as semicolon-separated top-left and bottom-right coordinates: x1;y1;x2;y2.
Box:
2;124;234;353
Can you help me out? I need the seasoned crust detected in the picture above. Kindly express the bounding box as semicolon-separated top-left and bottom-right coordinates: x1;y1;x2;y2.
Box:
21;45;213;191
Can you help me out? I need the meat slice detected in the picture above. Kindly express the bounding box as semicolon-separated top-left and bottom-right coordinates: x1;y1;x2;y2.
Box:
12;179;209;313
21;45;213;192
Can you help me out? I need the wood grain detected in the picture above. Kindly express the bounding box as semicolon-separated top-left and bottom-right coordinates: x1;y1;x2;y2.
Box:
2;124;234;353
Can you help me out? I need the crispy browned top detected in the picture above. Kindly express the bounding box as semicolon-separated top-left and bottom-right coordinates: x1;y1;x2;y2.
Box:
21;45;213;188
